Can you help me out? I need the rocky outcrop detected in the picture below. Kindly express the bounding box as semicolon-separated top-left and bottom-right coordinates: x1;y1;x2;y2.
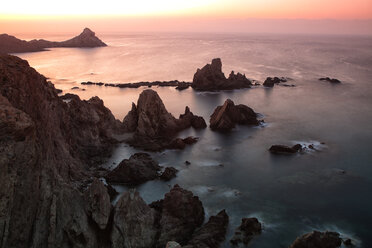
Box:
319;77;341;84
290;231;342;248
167;136;199;150
111;190;158;248
183;209;229;248
263;77;287;87
269;144;303;154
105;153;161;185
123;89;206;151
210;99;261;132
230;217;262;246
192;58;252;91
85;178;111;230
0;54;123;248
0;28;106;54
156;184;205;247
160;167;179;181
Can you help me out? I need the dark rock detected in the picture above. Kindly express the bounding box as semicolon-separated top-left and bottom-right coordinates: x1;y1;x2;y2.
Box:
183;136;199;145
106;183;119;201
269;145;299;154
179;106;207;130
175;82;189;90
105;153;161;185
290;231;342;248
0;28;106;54
343;239;353;246
192;58;252;91
56;88;63;94
319;77;341;84
210;99;260;132
230;217;262;245
168;136;199;150
184;209;229;248
111;190;158;248
85;178;111;230
157;184;205;247
160;167;179;181
185;161;191;165
263;76;286;87
292;144;303;151
123;90;205;151
71;86;80;90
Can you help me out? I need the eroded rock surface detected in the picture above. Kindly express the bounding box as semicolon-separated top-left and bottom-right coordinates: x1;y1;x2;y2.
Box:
210;99;260;131
230;217;262;246
290;231;342;248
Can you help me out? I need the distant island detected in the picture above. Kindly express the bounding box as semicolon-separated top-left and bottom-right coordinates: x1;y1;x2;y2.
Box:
0;28;107;54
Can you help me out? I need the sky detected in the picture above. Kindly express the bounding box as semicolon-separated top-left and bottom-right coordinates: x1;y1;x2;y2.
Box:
0;0;372;35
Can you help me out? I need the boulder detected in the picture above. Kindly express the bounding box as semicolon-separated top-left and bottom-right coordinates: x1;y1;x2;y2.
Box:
157;184;205;247
160;167;179;181
111;190;158;248
105;153;161;185
192;58;252;91
179;106;207;129
210;99;260;131
85;178;111;230
230;217;262;245
269;144;302;154
168;136;199;150
290;231;342;248
263;76;287;87
184;209;229;248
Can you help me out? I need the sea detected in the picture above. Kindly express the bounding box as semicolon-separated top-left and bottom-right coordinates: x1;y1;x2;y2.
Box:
15;32;372;247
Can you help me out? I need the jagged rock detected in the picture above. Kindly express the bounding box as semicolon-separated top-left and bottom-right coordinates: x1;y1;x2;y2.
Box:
230;217;262;246
123;90;206;151
269;144;302;154
0;55;123;247
184;209;229;248
179;106;207;129
319;77;341;84
157;184;205;247
105;153;161;185
290;231;342;248
263;77;287;87
160;167;179;181
111;190;158;248
106;183;119;201
122;102;138;132
210;99;260;132
0;28;106;54
85;178;111;230
168;137;199;150
192;58;252;91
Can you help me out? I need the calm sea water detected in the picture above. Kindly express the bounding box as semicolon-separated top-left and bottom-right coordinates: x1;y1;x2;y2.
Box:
16;33;372;247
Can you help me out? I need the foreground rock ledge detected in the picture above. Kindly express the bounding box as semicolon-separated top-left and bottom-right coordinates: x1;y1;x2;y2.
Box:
290;231;342;248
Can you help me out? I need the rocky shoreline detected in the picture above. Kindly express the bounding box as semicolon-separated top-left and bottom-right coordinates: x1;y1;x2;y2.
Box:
0;54;351;248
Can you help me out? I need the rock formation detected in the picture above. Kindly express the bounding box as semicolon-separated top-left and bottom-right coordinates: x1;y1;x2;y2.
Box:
0;28;106;54
0;54;122;248
290;231;342;248
192;58;252;91
122;89;206;150
263;76;288;87
183;209;229;248
105;153;162;185
210;99;261;132
160;167;179;181
319;77;341;84
230;217;262;246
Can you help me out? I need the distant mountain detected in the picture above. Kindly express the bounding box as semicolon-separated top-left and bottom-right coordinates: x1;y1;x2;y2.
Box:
0;28;107;54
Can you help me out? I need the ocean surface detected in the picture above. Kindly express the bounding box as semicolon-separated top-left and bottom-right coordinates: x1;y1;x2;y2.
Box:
16;32;372;247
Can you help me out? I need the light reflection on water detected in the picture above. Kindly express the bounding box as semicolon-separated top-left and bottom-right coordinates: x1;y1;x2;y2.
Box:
17;33;372;247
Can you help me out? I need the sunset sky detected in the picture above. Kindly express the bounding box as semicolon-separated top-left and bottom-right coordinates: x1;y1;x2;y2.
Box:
1;0;372;35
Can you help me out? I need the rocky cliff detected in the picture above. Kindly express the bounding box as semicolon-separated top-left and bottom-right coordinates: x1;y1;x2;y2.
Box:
0;28;107;54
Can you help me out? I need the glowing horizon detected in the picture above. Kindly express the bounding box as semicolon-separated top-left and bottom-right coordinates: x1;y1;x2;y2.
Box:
1;0;372;20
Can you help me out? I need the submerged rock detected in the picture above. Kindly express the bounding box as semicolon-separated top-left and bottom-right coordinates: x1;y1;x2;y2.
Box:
111;190;158;248
290;231;342;248
105;153;161;185
269;144;302;154
192;58;252;91
168;136;199;150
183;209;229;248
319;77;341;84
263;76;288;87
230;217;262;246
210;99;260;132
